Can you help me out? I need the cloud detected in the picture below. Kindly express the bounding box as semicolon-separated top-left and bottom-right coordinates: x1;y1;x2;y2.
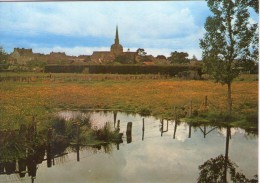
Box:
0;2;209;59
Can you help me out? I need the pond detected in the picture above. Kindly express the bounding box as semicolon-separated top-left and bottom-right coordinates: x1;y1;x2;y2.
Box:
0;111;258;183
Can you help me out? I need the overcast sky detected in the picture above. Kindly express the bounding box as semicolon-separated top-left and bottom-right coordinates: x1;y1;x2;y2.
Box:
0;1;258;59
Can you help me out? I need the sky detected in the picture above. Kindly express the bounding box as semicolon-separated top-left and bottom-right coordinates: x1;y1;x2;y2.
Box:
0;1;258;59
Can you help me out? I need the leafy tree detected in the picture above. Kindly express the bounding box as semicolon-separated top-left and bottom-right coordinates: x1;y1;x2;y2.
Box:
115;55;135;64
136;48;147;56
239;59;258;73
191;55;198;61
0;46;8;63
247;0;259;13
156;55;166;60
168;51;189;64
200;0;258;115
26;59;47;69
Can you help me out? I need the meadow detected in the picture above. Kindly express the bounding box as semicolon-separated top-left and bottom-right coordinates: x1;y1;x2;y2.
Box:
0;72;258;131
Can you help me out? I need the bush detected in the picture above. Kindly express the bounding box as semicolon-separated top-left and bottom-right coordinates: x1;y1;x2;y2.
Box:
139;108;151;116
51;117;66;135
44;64;202;77
93;122;121;141
246;113;258;124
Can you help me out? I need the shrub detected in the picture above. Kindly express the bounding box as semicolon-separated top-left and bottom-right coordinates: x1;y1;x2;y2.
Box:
92;122;121;142
139;108;151;116
44;65;202;78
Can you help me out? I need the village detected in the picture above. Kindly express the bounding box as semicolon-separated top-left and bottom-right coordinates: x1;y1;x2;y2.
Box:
1;26;202;72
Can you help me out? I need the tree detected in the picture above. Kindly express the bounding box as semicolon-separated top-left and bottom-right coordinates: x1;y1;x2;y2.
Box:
156;55;166;60
136;48;147;56
168;51;189;64
190;55;199;62
200;0;258;115
247;0;259;13
115;55;135;64
0;46;8;63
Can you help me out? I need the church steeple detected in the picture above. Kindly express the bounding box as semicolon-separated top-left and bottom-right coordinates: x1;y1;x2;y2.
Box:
111;25;123;56
115;25;119;45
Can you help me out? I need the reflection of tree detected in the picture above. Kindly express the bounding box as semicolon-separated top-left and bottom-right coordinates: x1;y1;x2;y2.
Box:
198;154;257;183
198;127;258;183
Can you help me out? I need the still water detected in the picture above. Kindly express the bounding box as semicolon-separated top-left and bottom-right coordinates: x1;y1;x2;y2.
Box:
0;111;258;183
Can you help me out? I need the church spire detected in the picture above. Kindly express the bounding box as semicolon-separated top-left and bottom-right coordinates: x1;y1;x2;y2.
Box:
115;25;119;45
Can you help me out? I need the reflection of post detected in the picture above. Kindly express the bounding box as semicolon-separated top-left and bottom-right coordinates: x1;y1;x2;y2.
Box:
204;125;206;138
5;160;16;175
47;128;53;168
126;122;132;144
0;162;4;174
76;144;80;162
161;120;169;137
173;121;178;139
223;127;231;183
142;118;145;141
18;158;26;178
77;123;80;162
113;111;117;128
117;120;120;130
165;120;168;132
27;155;36;182
188;124;191;138
161;119;163;137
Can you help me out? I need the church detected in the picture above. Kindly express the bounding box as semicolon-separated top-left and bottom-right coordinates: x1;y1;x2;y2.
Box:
90;26;137;63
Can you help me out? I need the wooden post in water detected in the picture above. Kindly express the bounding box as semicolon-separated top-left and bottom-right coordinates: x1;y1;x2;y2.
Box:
142;118;145;141
113;111;117;128
126;122;132;144
188;124;191;138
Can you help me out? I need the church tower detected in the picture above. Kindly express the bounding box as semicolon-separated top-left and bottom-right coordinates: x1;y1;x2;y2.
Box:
111;26;123;56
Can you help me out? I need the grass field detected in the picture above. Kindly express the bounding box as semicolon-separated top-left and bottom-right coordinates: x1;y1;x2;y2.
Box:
0;72;258;130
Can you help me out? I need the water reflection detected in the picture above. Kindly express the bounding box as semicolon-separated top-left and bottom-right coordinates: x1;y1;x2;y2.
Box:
0;111;258;183
198;127;258;183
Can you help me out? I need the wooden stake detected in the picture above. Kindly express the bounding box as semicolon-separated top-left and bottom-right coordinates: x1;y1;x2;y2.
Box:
188;124;191;138
126;122;132;144
190;100;193;117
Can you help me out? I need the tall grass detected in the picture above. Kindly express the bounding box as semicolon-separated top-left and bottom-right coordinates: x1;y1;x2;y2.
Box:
0;73;257;129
